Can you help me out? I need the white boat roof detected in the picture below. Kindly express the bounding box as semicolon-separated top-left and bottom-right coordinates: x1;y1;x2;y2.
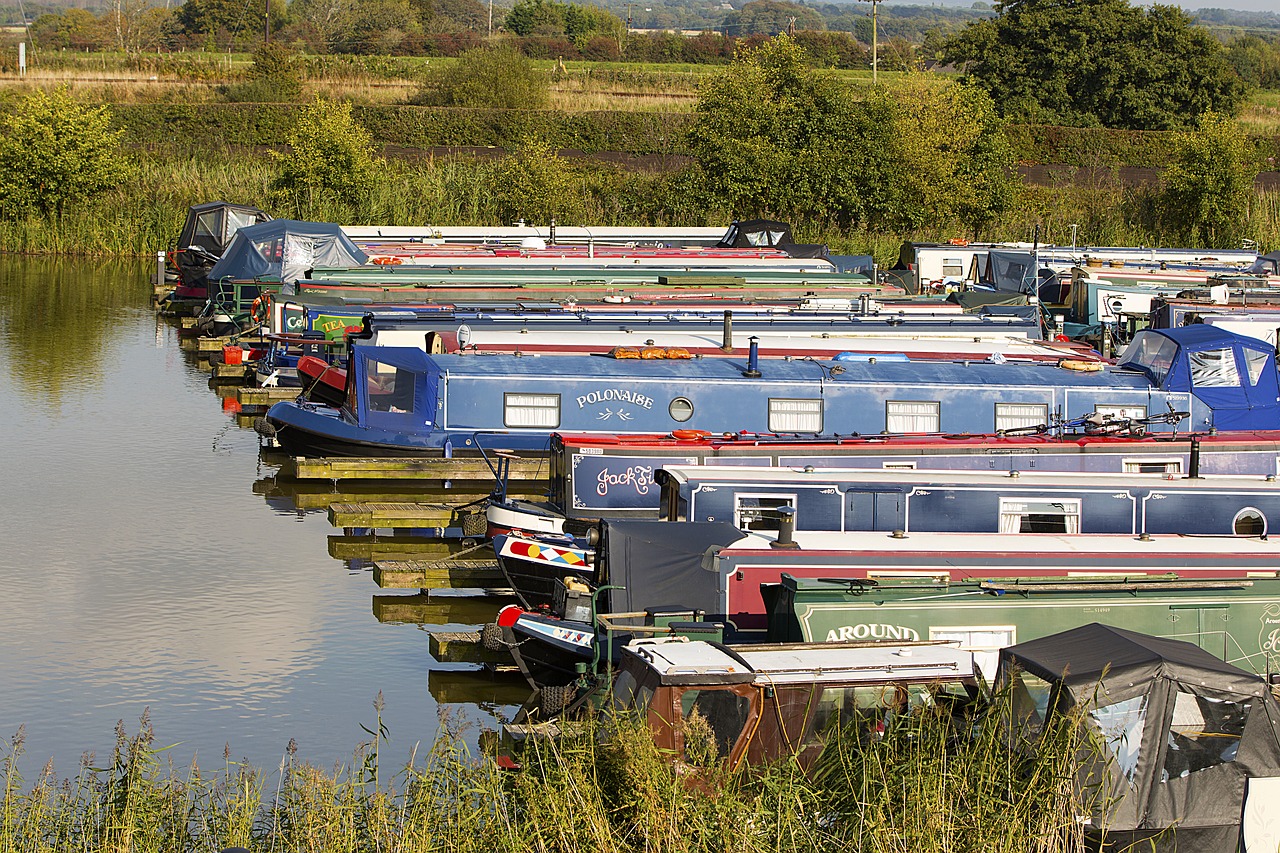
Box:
661;464;1280;492
624;637;975;685
723;528;1280;557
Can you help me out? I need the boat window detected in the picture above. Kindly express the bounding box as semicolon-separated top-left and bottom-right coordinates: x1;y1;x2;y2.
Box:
1161;691;1250;782
1095;404;1147;421
366;361;415;413
1089;694;1148;784
611;669;648;712
942;257;965;277
769;398;823;433
887;400;940;433
734;494;797;530
678;688;751;766
931;626;1015;680
995;403;1049;432
253;236;285;263
1007;668;1055;730
1123;458;1183;474
998;498;1081;533
226;210;262;241
1117;332;1178;385
669;397;694;422
1189;348;1241;387
193;211;220;241
1234;508;1266;536
1244;348;1270;385
504;393;560;428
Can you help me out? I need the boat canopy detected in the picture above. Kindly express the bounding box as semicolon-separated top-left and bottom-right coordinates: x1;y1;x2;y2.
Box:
1248;250;1280;277
208;219;368;286
979;249;1039;294
717;219;794;248
996;623;1280;853
599;520;748;616
349;345;439;432
177;201;271;255
1116;325;1280;430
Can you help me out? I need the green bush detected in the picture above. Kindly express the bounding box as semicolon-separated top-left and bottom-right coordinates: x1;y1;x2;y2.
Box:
413;45;550;109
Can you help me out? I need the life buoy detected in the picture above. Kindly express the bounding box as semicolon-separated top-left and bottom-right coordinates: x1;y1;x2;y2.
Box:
947;237;969;246
250;290;275;326
671;429;712;440
1058;358;1104;372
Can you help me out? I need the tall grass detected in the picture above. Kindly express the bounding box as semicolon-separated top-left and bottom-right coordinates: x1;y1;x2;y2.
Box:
0;691;1112;853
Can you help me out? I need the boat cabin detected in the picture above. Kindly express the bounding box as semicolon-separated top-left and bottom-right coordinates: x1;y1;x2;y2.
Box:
608;637;979;772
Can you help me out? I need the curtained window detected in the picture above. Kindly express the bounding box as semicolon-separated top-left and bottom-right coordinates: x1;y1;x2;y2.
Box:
504;393;560;428
769;398;823;432
996;402;1048;432
886;400;940;433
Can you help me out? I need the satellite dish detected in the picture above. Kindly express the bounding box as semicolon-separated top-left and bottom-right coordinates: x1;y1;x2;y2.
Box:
457;324;472;348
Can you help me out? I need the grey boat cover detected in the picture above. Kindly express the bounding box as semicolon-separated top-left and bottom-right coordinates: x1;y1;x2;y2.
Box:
207;219;367;287
1248;251;1280;277
598;520;748;617
980;249;1038;294
177;201;271;256
997;623;1280;853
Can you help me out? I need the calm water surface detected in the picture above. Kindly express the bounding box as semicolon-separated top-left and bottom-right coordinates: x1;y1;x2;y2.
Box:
0;256;525;775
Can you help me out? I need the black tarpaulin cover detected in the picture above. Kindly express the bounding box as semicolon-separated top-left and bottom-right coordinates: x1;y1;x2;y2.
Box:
598;520;747;617
998;623;1280;853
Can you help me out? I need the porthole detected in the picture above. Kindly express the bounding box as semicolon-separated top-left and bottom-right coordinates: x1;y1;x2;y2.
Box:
1234;508;1266;537
669;397;694;422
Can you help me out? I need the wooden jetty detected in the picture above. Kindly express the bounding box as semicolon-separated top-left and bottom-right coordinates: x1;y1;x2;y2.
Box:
291;456;549;485
373;558;505;589
328;501;486;531
237;386;301;406
329;535;485;562
372;592;516;625
429;630;513;666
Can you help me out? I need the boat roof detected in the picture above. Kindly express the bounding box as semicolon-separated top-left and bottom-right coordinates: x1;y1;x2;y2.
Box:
656;464;1280;492
722;529;1280;557
622;637;975;686
354;346;1149;388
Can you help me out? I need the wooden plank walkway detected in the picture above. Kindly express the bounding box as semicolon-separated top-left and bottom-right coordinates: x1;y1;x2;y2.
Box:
373;559;505;589
238;386;300;406
328;502;470;528
429;630;513;666
291;456;549;483
329;535;483;561
372;592;516;625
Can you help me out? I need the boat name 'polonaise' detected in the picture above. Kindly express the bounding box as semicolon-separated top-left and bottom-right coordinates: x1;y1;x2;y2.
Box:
576;388;655;409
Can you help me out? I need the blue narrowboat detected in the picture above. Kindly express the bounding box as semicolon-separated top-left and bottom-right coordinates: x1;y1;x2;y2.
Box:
262;325;1278;458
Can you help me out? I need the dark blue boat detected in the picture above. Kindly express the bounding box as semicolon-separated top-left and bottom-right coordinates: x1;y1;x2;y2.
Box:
261;325;1279;457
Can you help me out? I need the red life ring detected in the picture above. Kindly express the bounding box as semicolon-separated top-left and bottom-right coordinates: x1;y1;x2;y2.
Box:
671;429;712;440
250;290;275;325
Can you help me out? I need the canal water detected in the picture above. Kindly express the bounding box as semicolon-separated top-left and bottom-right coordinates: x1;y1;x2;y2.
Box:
0;256;527;776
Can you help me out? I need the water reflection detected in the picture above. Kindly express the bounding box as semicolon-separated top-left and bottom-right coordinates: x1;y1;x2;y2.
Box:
0;256;518;774
0;256;146;409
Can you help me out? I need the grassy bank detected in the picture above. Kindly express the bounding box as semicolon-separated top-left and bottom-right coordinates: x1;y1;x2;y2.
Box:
0;141;1276;260
0;695;1103;853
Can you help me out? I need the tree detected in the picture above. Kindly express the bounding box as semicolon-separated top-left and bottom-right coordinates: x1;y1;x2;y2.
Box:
942;0;1246;130
504;0;623;48
0;87;129;220
414;45;549;108
271;97;380;216
688;38;1017;235
723;0;824;36
490;137;583;225
1159;113;1258;249
176;0;262;43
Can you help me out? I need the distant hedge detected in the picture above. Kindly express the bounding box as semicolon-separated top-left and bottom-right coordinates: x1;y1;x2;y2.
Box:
109;104;1278;168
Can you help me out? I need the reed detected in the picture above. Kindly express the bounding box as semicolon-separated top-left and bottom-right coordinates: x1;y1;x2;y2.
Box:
0;690;1112;853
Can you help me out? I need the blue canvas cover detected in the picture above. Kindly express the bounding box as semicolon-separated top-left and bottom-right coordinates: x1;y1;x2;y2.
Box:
207;219;368;286
351;346;440;432
1119;326;1280;430
982;250;1037;294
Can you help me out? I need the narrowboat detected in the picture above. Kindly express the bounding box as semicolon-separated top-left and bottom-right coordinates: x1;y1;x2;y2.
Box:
510;637;982;767
493;528;1280;697
262;325;1273;458
768;573;1280;678
165;201;271;307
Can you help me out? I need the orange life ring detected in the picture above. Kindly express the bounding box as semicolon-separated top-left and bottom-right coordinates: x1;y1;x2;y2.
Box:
947;237;969;246
250;290;275;326
671;429;712;440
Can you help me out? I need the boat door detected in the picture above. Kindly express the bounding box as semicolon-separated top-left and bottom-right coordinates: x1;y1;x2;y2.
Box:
846;488;905;531
1168;603;1232;659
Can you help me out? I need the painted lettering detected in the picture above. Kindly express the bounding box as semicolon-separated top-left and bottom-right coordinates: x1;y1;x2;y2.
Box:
825;624;921;642
575;388;655;410
596;465;656;497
